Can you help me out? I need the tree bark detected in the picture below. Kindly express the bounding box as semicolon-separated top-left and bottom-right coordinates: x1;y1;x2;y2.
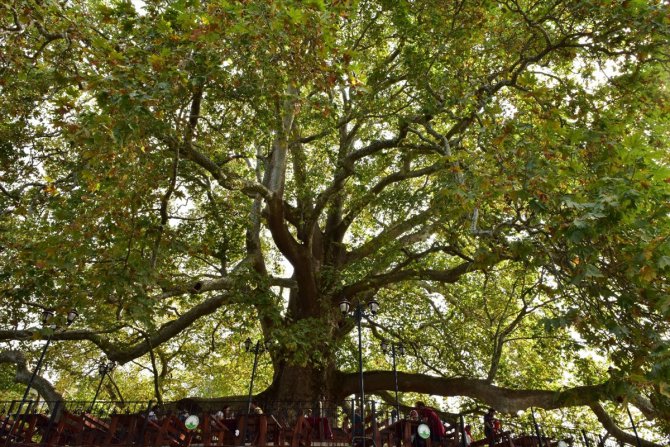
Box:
0;350;64;411
335;370;627;412
591;403;663;447
259;362;333;405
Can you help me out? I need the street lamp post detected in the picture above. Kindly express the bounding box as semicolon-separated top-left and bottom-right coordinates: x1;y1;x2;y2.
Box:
339;298;379;447
530;408;550;447
626;404;642;447
244;338;270;414
459;414;467;447
4;309;78;446
380;340;404;421
89;359;116;413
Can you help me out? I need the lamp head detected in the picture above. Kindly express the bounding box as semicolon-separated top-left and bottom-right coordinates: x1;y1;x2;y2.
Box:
368;299;379;316
380;340;388;354
66;309;79;326
41;309;55;326
397;343;405;356
244;338;252;352
338;299;351;315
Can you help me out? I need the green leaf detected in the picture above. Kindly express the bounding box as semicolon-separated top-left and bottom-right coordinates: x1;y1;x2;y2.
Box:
583;264;604;278
657;256;670;270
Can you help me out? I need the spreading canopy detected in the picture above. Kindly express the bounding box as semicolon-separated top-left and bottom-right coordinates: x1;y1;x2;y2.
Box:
1;0;669;445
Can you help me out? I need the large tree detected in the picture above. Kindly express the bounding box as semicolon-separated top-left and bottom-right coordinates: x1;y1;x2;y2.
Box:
1;0;669;445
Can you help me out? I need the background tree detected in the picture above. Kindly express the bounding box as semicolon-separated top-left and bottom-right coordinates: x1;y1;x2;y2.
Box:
1;0;669;445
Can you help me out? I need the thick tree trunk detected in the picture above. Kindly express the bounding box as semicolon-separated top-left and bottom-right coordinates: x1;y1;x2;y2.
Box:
260;361;336;404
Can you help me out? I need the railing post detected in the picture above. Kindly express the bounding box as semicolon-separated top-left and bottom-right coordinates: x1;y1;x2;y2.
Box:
371;401;380;447
1;400;18;440
41;400;61;447
135;400;153;446
5;398;36;447
539;420;551;447
350;398;356;446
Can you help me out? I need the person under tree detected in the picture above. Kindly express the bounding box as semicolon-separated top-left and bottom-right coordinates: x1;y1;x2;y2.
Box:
415;401;446;445
483;408;496;447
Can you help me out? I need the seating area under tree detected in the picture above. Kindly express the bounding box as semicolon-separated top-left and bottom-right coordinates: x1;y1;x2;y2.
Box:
1;399;621;447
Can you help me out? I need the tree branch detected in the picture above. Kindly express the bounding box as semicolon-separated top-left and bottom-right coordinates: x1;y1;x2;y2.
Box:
339;261;475;299
335;160;446;241
310;122;410;225
0;350;64;410
591;403;663;447
344;208;435;265
0;291;246;364
336;371;623;411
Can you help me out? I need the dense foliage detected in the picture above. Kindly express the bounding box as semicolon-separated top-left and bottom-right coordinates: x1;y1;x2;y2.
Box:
1;0;669;445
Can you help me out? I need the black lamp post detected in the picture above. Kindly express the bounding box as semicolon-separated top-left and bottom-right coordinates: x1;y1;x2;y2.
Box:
5;309;78;444
380;339;404;421
89;359;116;413
459;414;467;447
580;429;591;447
339;298;379;447
625;404;642;447
244;338;270;414
530;408;550;447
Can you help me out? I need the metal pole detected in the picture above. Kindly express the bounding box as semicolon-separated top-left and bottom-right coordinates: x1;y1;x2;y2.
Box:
392;345;400;421
625;405;642;447
581;429;591;447
0;401;17;437
371;400;378;443
89;372;106;413
247;342;260;414
539;421;551;447
42;399;61;446
530;408;543;447
21;336;52;402
459;414;467;447
351;398;356;440
136;400;153;446
356;304;366;447
4;334;53;447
